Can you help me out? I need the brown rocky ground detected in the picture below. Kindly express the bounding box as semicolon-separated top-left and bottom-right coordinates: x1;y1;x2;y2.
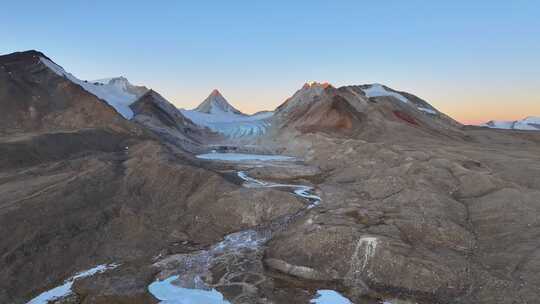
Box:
260;126;540;304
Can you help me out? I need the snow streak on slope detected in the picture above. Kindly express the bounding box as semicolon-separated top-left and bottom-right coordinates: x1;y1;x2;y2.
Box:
181;110;273;138
40;58;146;119
27;263;119;304
482;116;540;131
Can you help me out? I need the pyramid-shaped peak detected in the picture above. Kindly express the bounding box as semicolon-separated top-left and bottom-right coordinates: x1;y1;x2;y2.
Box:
194;89;244;115
210;89;222;96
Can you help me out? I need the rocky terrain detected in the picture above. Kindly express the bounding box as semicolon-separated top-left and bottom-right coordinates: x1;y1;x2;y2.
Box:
1;51;540;304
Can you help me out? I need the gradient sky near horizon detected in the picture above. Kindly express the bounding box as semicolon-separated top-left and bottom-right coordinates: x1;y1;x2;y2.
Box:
2;1;539;124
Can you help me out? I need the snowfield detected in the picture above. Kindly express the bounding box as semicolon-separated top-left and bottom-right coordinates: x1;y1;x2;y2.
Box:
40;58;145;119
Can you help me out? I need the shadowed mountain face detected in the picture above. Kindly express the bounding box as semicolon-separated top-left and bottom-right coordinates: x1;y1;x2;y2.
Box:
129;89;218;151
2;51;540;304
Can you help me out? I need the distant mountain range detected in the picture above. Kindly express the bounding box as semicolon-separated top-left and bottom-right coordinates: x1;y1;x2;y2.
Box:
482;117;540;131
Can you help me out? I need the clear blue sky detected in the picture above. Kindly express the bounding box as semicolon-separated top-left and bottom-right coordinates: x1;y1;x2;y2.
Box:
2;0;539;123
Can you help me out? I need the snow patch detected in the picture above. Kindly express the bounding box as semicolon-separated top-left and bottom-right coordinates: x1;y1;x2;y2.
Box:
310;290;352;304
40;58;144;119
363;84;409;103
417;107;437;115
27;263;119;304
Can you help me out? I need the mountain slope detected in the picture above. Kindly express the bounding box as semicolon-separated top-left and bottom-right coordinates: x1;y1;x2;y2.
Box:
130;89;210;150
274;82;463;141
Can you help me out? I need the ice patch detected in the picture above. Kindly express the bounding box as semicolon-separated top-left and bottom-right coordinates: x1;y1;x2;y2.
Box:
362;84;409;103
27;263;119;304
310;290;352;304
196;153;295;162
148;275;231;304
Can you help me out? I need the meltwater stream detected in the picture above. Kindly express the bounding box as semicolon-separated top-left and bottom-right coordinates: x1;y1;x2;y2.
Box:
148;154;348;304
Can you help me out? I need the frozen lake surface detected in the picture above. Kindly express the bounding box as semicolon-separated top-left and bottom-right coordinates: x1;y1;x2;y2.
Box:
148;275;231;304
196;152;295;162
310;290;353;304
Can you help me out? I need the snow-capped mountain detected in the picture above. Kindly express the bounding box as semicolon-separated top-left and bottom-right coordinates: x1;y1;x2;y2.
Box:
194;89;244;115
92;77;149;100
181;90;272;138
360;83;440;115
39;58;148;119
482;117;540;131
274;81;461;136
277;82;441;117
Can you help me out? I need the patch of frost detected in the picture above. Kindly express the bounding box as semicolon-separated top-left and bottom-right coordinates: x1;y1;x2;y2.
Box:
27;263;119;304
363;84;409;103
310;290;352;304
